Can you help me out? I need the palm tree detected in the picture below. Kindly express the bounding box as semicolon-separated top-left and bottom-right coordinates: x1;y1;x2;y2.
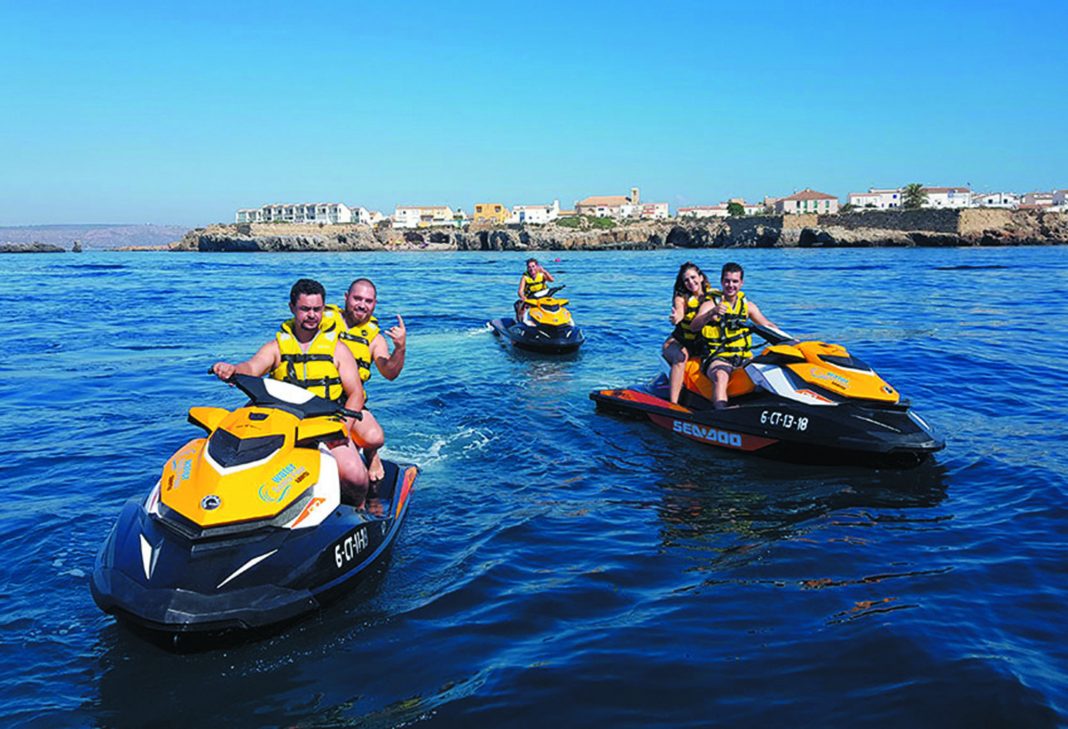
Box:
902;183;927;209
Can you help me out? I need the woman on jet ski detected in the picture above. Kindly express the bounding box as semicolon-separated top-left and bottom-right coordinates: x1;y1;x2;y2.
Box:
662;262;718;404
690;262;776;409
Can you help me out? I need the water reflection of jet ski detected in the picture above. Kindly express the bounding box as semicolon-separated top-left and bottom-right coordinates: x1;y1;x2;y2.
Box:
590;324;944;467
489;284;585;353
90;374;418;638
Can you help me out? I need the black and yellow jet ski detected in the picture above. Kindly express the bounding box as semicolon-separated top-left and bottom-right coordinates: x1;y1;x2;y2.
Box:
489;285;585;354
590;324;944;467
90;374;418;637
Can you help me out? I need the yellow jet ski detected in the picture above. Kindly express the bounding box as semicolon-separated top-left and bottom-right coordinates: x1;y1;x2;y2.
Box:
90;374;419;639
489;284;585;354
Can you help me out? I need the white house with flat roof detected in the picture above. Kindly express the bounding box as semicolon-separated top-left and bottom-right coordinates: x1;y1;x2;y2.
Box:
508;200;560;225
847;188;902;209
678;204;729;218
636;202;670;220
1021;191;1054;207
236;202;369;224
392;205;456;228
972;192;1019;208
922;187;971;208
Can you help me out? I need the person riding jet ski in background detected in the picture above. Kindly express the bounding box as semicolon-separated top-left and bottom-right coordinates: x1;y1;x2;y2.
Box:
321;278;406;483
515;257;555;319
663;262;719;404
690;262;776;409
211;278;371;506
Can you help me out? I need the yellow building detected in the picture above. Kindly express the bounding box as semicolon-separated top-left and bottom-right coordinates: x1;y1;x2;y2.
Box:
473;202;509;225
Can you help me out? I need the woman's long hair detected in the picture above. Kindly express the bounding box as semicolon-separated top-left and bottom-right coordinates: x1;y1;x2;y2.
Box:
673;262;710;299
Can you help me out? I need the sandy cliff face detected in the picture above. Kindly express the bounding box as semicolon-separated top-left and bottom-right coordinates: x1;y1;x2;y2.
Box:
170;211;1068;252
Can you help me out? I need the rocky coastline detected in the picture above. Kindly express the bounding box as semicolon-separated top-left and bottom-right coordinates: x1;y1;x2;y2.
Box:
0;242;66;253
169;209;1068;253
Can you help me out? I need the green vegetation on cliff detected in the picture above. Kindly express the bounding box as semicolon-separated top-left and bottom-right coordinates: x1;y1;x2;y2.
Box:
556;215;616;230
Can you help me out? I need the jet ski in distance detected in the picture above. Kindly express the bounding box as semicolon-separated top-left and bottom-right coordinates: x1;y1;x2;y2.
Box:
489;284;585;354
90;374;418;638
590;323;944;467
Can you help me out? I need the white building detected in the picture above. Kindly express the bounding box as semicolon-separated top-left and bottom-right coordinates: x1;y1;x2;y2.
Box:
678;205;729;219
1021;191;1054;207
235;202;369;224
922;187;971;208
574;187;669;220
1053;190;1068;206
392;205;458;228
575;194;633;219
636;202;670;220
508;200;560;225
775;189;840;215
678;199;763;218
972;192;1019;208
847;188;902;209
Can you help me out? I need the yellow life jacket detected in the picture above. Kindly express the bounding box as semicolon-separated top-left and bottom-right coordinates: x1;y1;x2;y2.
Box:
522;272;547;297
673;294;705;345
271;320;344;403
672;286;721;346
701;292;752;363
330;305;380;384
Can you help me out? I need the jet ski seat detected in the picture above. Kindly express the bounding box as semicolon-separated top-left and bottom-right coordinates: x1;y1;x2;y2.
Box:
682;358;756;403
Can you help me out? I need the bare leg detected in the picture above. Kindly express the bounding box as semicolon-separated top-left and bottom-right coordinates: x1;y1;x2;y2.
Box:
706;359;733;409
662;338;688;404
329;439;369;508
349;409;386;482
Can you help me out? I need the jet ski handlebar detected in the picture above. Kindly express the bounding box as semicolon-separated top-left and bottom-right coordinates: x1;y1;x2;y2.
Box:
206;369;363;420
748;322;796;345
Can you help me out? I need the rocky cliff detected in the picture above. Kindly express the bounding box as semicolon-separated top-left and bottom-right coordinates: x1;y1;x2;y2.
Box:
0;242;66;253
170;210;1068;253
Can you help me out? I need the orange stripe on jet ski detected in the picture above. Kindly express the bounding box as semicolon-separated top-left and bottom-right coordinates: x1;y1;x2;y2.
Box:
596;389;691;413
397;466;417;513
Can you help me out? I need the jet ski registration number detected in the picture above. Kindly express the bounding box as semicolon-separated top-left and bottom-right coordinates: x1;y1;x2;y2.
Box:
334;528;370;569
761;411;808;431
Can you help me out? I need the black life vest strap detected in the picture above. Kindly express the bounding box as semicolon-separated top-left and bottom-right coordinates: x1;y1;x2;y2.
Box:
339;331;370;345
281;353;334;364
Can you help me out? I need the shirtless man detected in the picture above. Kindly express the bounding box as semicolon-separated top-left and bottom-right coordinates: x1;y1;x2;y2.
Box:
334;278;406;482
690;262;775;409
211;278;371;506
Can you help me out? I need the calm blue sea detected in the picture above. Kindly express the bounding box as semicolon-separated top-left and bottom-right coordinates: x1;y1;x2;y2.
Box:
2;247;1067;727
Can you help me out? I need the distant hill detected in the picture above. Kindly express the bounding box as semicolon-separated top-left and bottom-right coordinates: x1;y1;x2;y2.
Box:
0;224;189;250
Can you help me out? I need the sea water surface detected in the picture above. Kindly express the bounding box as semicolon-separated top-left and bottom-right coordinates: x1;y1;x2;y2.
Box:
2;247;1067;727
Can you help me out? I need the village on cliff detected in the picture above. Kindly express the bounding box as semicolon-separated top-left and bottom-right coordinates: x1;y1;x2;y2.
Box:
234;184;1068;229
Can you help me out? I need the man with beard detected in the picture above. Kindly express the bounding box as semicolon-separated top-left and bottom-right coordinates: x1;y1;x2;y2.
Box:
211;278;371;506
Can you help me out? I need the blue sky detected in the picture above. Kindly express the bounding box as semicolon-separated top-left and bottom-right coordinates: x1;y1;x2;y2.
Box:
1;0;1065;226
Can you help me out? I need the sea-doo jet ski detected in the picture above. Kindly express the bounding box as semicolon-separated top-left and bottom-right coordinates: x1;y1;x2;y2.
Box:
590;324;944;467
91;374;418;636
489;284;585;353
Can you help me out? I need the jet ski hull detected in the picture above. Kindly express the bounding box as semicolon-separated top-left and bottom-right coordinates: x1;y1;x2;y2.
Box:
90;460;418;635
489;317;584;353
591;377;944;467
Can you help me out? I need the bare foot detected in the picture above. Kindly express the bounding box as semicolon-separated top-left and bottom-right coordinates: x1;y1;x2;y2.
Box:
367;452;385;482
